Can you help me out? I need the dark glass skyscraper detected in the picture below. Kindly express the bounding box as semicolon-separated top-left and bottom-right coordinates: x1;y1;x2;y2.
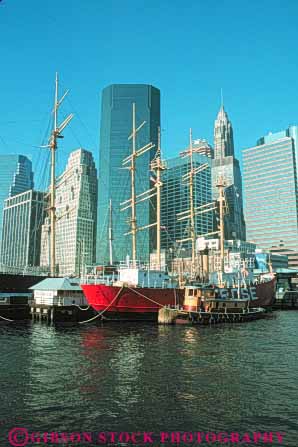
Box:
161;148;213;256
212;105;246;240
97;84;160;264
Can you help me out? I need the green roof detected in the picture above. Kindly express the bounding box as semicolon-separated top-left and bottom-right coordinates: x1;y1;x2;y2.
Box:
30;277;81;291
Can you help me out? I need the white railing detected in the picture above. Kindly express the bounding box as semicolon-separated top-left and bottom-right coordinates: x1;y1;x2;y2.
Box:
0;264;49;276
118;260;166;271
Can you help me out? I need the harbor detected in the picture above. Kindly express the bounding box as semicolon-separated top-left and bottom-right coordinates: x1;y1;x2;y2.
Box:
1;2;298;446
0;312;297;446
0;83;287;326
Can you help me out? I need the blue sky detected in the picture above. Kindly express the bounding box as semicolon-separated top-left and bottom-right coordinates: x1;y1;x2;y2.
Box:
0;0;298;186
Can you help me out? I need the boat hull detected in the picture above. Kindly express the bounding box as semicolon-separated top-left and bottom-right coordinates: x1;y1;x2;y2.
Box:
0;305;30;322
30;304;96;324
175;308;266;325
81;285;184;321
249;278;276;308
81;279;276;322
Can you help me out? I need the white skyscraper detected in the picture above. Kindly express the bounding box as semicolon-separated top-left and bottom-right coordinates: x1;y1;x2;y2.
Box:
40;149;97;276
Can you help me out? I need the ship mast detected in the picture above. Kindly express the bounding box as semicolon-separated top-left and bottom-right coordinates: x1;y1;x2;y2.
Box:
47;73;73;276
131;103;137;263
216;176;226;285
176;129;210;280
108;198;113;266
151;127;165;270
188;129;196;277
121;103;155;267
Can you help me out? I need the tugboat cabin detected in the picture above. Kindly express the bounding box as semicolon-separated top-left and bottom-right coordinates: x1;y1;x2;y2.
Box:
183;286;249;313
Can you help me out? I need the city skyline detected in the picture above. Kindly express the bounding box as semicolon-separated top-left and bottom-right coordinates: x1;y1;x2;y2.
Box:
0;0;298;180
1;107;298;272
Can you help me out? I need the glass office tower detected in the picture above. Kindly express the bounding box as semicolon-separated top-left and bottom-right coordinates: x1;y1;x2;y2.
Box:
161;150;213;256
97;84;160;264
0;155;34;255
1;190;45;268
243;126;298;268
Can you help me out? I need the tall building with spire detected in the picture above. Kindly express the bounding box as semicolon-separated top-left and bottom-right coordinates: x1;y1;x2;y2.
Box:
212;104;246;241
214;105;235;158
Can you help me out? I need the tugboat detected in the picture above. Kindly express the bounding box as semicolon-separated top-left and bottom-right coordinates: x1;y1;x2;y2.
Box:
179;285;265;324
158;285;266;325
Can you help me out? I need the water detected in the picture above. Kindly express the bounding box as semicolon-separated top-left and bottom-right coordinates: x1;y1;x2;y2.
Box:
0;312;297;446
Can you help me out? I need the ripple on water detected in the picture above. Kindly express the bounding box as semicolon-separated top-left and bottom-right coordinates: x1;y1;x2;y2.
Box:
0;313;297;445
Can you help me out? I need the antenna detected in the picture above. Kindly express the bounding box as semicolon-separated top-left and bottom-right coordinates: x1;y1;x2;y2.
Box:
220;88;224;108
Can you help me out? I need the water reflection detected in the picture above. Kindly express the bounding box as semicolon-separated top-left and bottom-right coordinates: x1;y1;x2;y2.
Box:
0;314;297;446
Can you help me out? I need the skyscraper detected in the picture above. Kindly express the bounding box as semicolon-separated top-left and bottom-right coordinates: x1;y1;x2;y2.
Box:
212;105;246;240
243;126;298;268
40;149;97;276
161;142;213;256
0;155;34;255
97;84;160;264
0;190;45;269
214;106;235;159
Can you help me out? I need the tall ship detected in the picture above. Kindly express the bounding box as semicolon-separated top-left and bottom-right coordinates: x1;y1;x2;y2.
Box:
81;108;276;321
0;74;94;323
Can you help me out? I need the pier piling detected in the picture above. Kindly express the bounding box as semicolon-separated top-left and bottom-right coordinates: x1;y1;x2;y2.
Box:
158;308;180;324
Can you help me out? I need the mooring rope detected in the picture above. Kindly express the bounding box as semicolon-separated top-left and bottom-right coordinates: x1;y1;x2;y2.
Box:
0;314;14;322
72;304;91;311
126;286;173;308
79;287;124;324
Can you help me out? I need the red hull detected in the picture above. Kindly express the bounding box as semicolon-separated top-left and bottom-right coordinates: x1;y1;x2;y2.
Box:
81;278;276;321
249;278;276;308
81;285;184;320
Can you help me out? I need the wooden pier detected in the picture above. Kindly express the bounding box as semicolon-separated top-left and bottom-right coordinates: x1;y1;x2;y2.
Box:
30;304;95;323
273;291;298;310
